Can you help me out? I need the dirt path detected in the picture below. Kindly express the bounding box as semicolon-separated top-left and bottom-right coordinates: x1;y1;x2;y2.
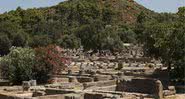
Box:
165;94;185;99
176;94;185;99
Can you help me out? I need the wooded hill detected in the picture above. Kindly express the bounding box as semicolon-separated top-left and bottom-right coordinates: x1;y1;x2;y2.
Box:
0;0;184;83
0;0;156;53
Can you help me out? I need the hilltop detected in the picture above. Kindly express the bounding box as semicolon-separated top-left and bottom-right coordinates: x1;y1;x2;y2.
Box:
0;0;155;54
42;0;154;24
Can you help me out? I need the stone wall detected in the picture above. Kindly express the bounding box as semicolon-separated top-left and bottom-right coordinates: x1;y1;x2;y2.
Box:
93;75;111;81
45;83;83;90
116;78;163;98
76;76;93;83
0;80;10;86
150;69;169;89
45;89;77;95
84;93;103;99
37;95;65;99
84;92;122;99
96;85;117;91
0;92;33;99
83;80;116;90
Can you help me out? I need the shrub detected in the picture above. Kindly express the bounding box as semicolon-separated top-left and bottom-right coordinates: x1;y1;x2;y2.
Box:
33;45;70;83
29;35;52;48
0;47;35;84
12;33;28;47
0;45;69;84
0;35;11;56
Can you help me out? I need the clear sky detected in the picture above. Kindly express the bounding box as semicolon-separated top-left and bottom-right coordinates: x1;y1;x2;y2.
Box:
0;0;185;13
135;0;185;13
0;0;65;13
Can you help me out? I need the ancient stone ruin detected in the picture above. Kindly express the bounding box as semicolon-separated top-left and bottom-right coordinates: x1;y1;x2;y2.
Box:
0;44;178;99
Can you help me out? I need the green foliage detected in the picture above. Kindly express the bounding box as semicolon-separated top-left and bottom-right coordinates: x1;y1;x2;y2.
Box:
118;25;136;43
0;45;69;84
58;34;81;49
100;26;123;51
0;47;35;84
0;20;22;39
0;35;11;56
0;0;184;84
75;19;124;51
0;0;143;51
0;0;160;84
29;35;52;48
76;19;104;50
137;11;148;24
136;8;185;81
177;7;185;21
12;33;28;47
34;45;69;83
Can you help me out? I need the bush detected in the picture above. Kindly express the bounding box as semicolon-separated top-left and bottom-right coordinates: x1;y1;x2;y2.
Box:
57;34;81;49
0;47;35;84
0;45;69;84
12;33;28;47
29;35;52;48
33;45;70;83
0;35;11;56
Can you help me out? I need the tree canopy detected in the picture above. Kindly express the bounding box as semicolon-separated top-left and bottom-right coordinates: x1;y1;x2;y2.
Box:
136;7;185;82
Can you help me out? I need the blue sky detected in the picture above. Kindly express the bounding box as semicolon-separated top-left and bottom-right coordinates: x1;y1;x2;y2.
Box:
0;0;65;13
135;0;185;13
0;0;185;13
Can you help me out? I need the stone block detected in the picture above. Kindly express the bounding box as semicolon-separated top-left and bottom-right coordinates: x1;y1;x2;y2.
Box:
155;80;163;99
84;92;104;99
116;78;164;99
94;75;111;81
33;91;46;97
22;81;30;91
69;76;78;83
64;94;82;99
30;80;37;86
83;80;116;90
77;76;93;83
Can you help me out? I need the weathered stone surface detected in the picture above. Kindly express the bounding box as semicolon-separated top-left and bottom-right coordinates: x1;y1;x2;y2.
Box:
163;86;176;96
155;80;163;99
93;75;111;81
33;91;46;97
64;94;82;99
48;77;69;84
30;86;45;91
69;76;78;83
84;92;104;99
96;85;117;91
22;81;31;91
76;76;94;83
0;80;10;86
83;80;116;90
117;78;164;99
37;94;65;99
0;45;168;99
